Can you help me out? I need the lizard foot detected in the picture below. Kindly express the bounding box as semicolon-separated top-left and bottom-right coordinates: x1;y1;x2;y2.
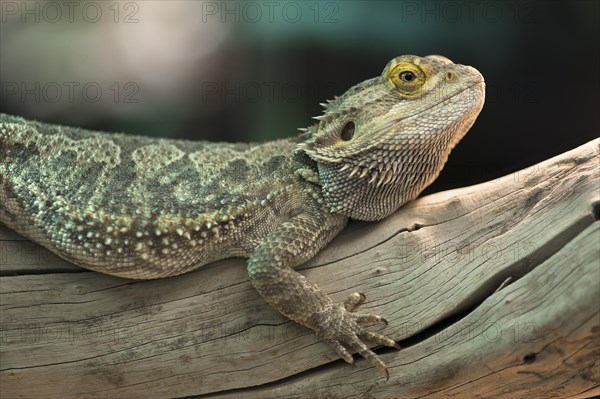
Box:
314;292;400;379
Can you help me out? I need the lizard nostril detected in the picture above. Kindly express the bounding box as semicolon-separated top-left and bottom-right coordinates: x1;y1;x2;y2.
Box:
445;71;456;81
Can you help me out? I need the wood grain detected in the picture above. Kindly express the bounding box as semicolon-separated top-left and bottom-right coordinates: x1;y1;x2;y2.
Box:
1;139;598;398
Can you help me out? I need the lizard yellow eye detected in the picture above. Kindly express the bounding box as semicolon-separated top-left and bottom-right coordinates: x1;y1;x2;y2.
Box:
400;71;415;82
389;63;425;94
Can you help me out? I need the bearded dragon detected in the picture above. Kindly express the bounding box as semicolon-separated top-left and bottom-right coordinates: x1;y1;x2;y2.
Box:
0;55;485;378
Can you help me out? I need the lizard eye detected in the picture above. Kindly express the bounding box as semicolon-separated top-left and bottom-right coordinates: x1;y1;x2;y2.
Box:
400;71;415;82
389;63;425;94
340;121;355;141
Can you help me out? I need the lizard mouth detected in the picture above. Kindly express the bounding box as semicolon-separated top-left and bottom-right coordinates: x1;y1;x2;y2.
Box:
392;80;485;125
377;80;485;132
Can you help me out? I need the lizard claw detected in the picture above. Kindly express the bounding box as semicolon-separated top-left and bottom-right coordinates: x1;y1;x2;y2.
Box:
316;293;399;379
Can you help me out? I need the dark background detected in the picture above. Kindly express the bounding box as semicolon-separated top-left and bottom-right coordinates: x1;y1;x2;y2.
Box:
1;0;598;194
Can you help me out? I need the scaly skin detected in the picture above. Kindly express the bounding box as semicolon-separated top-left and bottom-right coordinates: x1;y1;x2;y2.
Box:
0;55;485;377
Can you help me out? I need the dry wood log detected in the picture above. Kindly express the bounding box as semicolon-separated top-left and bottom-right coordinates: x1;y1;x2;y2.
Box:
1;139;598;399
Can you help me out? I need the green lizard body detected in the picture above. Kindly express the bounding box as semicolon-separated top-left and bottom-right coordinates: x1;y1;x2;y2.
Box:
0;55;485;377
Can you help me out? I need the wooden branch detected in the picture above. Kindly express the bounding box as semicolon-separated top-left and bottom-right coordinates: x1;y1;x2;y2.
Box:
1;139;598;399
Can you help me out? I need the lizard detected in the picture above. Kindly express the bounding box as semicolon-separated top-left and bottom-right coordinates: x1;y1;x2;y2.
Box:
0;54;485;378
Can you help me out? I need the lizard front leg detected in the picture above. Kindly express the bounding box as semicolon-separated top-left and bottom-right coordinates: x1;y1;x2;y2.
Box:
247;212;399;378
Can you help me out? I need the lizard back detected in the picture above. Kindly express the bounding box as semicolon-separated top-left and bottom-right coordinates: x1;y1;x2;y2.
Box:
0;114;310;278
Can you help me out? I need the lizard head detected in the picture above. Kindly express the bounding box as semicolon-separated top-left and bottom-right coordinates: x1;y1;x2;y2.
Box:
298;54;485;221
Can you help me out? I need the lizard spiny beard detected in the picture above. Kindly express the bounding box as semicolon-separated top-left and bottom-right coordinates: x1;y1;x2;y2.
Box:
311;108;479;221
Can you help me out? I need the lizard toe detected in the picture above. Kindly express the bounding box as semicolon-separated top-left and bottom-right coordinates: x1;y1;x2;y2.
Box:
346;337;389;379
328;340;354;364
356;314;388;326
344;292;366;311
358;330;400;349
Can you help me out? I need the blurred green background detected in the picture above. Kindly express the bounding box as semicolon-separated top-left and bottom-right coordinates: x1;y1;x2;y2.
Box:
1;0;598;193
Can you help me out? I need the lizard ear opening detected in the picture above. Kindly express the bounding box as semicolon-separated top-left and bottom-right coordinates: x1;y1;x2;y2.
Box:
340;121;355;141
